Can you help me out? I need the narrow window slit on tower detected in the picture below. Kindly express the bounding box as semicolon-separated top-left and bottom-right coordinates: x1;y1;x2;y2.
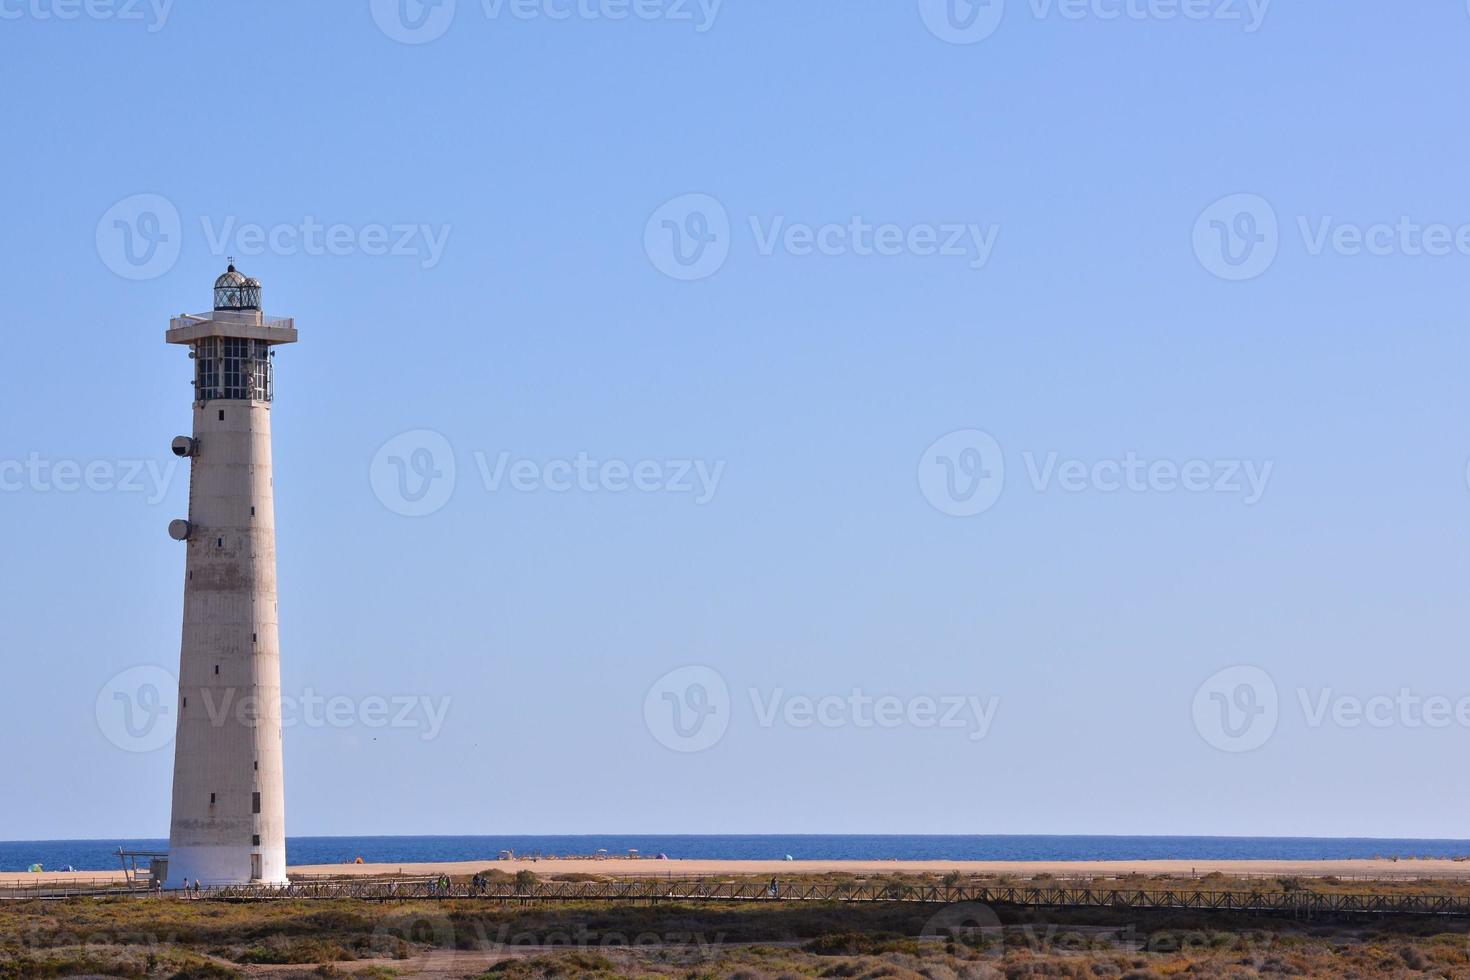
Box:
214;665;219;675
210;793;216;806
218;410;225;421
252;835;261;846
252;792;261;814
217;538;223;548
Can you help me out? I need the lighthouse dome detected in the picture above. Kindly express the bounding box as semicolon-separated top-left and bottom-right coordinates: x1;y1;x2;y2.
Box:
214;267;246;288
213;264;261;311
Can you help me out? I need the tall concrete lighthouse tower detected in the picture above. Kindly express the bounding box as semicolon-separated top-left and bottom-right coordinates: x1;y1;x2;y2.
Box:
164;265;297;887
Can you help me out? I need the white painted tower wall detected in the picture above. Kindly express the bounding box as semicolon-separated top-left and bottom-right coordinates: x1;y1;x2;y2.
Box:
164;287;297;888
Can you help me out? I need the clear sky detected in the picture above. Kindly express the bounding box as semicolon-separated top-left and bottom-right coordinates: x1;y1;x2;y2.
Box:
4;0;1470;842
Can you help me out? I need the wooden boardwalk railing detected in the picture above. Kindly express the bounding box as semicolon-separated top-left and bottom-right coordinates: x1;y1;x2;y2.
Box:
8;877;1470;917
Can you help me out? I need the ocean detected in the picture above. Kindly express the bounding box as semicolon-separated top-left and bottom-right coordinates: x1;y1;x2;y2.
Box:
5;835;1470;873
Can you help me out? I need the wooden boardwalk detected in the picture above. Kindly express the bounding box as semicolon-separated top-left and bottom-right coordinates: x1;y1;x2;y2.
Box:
8;877;1470;917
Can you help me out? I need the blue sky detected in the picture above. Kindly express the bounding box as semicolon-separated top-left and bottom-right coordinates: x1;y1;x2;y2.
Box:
5;1;1470;842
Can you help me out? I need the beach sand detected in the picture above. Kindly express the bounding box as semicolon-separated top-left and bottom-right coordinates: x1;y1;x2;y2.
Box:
289;857;1470;880
11;857;1470;888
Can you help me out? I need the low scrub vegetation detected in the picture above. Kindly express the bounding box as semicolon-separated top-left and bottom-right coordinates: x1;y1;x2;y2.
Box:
4;878;1470;977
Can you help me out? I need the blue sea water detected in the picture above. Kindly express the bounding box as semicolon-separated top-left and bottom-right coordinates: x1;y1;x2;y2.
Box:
5;835;1470;873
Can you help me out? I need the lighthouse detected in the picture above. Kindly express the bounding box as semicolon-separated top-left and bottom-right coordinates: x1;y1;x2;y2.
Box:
163;265;296;887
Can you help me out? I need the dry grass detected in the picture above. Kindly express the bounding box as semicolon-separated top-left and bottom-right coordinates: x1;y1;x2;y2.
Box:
3;876;1470;978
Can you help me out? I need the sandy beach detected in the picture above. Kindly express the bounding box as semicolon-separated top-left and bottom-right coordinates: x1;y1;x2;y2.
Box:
290;857;1470;880
11;857;1470;888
